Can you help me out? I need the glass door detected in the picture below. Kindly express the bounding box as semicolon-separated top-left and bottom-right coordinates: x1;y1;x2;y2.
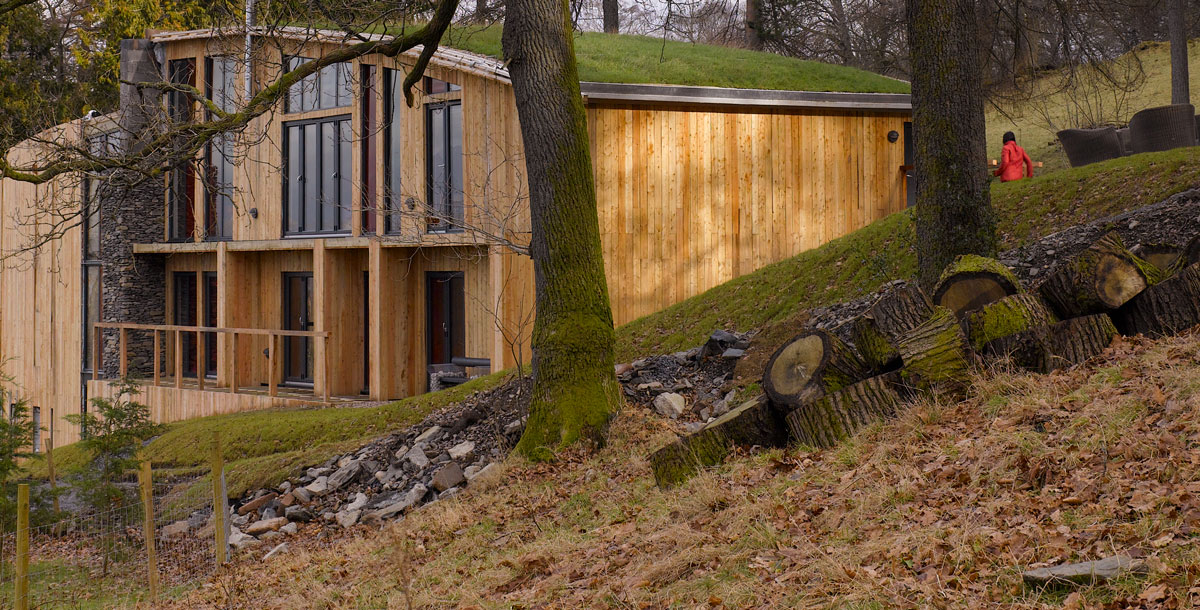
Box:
173;272;198;378
282;273;314;384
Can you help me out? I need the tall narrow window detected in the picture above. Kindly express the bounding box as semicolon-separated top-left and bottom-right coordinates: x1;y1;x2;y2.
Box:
286;57;353;113
81;131;112;375
204;272;218;377
283;115;352;234
204;56;237;240
383;68;404;233
173;272;199;378
361;64;378;235
424;77;463;233
167;58;196;241
31;407;40;454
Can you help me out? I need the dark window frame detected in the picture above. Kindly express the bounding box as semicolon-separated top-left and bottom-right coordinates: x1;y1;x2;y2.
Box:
361;64;378;235
203;56;236;241
424;98;463;233
285;56;353;114
282;113;353;236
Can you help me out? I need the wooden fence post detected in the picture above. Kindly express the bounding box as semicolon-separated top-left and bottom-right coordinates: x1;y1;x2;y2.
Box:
210;432;227;565
15;483;29;610
138;460;160;599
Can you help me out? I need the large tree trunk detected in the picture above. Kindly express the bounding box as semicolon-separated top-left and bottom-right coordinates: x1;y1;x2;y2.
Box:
1113;264;1200;337
851;282;934;370
984;314;1117;373
1169;0;1190;105
1037;232;1153;318
602;0;619;33
744;0;764;50
784;373;903;449
503;0;622;459
907;0;997;290
762;329;869;411
649;395;786;487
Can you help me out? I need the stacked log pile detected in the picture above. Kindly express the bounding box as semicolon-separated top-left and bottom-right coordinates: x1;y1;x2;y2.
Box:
650;231;1200;487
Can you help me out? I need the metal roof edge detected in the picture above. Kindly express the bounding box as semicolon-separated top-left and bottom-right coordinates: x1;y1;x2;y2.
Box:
578;82;911;111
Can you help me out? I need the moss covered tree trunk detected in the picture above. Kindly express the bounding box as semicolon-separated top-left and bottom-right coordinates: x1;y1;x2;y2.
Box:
906;0;997;290
602;0;619;33
503;0;622;459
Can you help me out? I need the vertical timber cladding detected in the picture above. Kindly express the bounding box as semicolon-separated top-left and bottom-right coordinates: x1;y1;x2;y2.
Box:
587;103;909;326
0;134;86;451
100;39;167;377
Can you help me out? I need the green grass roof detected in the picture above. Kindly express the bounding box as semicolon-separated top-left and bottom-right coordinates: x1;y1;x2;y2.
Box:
440;25;910;93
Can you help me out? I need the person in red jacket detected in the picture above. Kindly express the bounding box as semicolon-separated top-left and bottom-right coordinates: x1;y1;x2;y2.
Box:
995;131;1033;182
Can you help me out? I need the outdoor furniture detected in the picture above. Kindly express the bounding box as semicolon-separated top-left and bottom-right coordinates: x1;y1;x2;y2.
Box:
1058;127;1125;167
1116;127;1132;156
1128;104;1197;154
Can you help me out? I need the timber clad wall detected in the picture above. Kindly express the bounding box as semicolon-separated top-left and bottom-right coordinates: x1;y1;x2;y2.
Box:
589;105;908;325
0;29;910;447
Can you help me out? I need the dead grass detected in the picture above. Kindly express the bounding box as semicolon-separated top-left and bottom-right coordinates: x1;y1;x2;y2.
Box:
143;329;1200;609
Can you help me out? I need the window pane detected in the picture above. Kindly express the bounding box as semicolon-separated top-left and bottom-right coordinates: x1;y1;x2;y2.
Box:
221;58;238;113
286;57;305;112
83;265;101;369
321;121;337;231
336;62;352;107
304;123;318;231
287;125;302;233
428;105;446;223
320;65;337;110
86;180;101;257
449;103;463;225
361;64;377;234
386;69;404;232
220;138;234;238
339;120;351;230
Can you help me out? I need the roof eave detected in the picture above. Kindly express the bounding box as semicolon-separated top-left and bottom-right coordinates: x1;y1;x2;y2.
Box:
579;82;911;112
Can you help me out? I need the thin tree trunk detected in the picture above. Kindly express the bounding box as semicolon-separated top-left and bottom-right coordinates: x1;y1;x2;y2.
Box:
475;0;488;22
603;0;619;33
1169;0;1190;105
503;0;622;459
907;0;997;290
745;0;763;50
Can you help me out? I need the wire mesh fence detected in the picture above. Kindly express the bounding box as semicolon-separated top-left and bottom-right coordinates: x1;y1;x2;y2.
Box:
0;465;224;609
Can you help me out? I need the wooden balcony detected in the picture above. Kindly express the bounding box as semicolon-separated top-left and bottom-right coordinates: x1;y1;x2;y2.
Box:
92;322;333;402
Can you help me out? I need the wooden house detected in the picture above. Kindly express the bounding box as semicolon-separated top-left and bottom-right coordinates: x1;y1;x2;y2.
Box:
0;27;912;449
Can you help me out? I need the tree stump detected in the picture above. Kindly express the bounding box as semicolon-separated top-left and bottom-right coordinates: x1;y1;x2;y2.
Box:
1130;243;1184;277
983;314;1117;373
762;329;869;412
649;395;786;487
1037;232;1154;318
851;283;935;371
962;293;1058;352
897;306;972;394
932;254;1023;318
1113;263;1200;337
784;373;903;449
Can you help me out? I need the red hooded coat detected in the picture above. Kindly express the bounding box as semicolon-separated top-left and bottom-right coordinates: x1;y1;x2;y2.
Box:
995;140;1033;182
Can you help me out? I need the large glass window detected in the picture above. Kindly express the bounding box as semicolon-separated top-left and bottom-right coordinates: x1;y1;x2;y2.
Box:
204;56;237;240
81;131;113;374
286;57;353;113
425;100;463;232
167;58;196;241
383;68;404;233
283;115;352;234
424;78;463;233
361;64;377;235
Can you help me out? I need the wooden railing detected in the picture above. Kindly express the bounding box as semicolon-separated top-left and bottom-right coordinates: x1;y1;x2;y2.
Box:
92;323;332;402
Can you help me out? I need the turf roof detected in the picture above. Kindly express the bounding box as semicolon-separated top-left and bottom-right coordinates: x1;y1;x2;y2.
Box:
439;25;910;94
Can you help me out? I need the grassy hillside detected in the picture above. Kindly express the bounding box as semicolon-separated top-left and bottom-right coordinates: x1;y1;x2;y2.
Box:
616;146;1200;361
435;24;910;93
30;371;508;501
987;39;1200;174
162;330;1200;608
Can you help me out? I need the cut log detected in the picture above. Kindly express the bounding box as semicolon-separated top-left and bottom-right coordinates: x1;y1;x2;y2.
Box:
784;373;903;449
850;283;934;371
932;254;1022;318
962;293;1058;352
983;314;1117;373
762;329;869;411
1130;242;1184;277
1037;231;1153;318
897;306;972;394
1113;263;1200;337
649;395;786;487
1186;234;1200;266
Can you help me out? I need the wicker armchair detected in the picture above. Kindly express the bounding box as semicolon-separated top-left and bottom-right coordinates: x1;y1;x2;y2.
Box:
1116;127;1132;156
1058;127;1125;167
1128;104;1198;154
